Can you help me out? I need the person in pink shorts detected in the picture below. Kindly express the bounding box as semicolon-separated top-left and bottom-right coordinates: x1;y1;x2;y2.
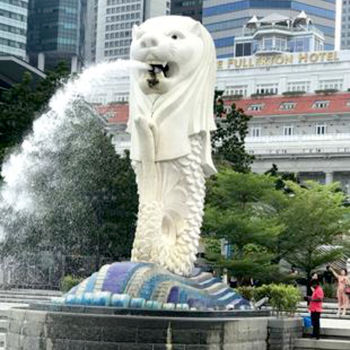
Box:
330;267;349;317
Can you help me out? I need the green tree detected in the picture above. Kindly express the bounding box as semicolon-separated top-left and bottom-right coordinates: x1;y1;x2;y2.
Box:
264;163;298;193
279;181;350;280
211;92;254;173
0;62;69;172
0;100;138;268
203;168;287;284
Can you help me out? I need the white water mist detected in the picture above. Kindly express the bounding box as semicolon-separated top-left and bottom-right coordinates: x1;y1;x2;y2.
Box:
0;59;145;240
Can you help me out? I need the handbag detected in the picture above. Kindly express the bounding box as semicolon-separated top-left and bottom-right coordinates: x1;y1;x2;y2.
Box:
345;285;350;295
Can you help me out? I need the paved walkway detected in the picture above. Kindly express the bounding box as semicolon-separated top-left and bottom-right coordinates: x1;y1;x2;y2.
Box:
321;317;350;329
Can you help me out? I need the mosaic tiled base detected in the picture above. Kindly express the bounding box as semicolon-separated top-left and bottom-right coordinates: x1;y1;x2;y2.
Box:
54;262;251;311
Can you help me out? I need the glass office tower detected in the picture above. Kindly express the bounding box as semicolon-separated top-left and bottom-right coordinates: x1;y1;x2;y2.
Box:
171;0;203;22
27;0;86;71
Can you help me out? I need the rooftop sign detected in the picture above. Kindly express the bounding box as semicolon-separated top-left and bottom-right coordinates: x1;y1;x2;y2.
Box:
217;51;340;70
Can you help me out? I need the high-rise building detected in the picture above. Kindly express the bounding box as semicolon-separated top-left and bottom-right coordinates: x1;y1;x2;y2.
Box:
0;0;28;59
202;0;336;58
341;0;350;49
170;0;203;22
27;0;86;72
85;0;170;64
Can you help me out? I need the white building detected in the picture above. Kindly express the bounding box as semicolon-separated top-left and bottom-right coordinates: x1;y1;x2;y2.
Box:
234;12;325;57
0;0;27;59
85;0;170;64
216;50;350;97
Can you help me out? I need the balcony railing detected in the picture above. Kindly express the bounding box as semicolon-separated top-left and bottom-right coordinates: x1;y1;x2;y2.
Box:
246;133;350;143
242;25;324;37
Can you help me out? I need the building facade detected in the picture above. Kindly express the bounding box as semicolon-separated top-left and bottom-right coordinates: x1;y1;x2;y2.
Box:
85;0;170;64
0;0;28;59
202;0;336;58
90;47;350;193
216;50;349;97
230;94;350;192
27;0;86;72
170;0;203;22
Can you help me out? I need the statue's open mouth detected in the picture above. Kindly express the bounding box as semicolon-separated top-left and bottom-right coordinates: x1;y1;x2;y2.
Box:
148;63;170;78
145;61;175;88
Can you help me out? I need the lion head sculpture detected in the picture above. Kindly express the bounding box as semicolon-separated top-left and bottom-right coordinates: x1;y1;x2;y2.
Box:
127;16;217;176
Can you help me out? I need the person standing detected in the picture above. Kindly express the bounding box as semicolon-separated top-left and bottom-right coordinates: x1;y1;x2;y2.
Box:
308;279;324;340
307;273;319;305
330;267;349;317
323;266;334;285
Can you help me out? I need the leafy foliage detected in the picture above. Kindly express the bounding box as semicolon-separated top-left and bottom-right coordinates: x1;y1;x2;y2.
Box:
60;275;84;293
279;181;349;279
211;92;254;173
236;284;301;316
203;169;287;284
0;62;70;173
204;168;350;285
0;100;138;268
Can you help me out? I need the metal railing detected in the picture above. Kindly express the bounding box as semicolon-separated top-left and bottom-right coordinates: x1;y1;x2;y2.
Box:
246;133;350;143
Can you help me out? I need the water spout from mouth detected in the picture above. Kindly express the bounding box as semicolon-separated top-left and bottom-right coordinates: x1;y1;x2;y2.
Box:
123;59;152;71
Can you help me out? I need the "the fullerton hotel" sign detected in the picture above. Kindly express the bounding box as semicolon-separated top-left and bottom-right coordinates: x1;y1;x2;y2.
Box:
217;51;340;70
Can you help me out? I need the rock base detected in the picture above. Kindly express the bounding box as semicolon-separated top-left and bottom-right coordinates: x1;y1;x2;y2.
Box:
7;305;270;350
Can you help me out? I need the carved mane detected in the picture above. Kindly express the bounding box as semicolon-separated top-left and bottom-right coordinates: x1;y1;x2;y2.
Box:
127;16;217;176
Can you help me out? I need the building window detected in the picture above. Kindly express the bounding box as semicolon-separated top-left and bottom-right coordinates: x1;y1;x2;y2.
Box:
251;127;261;137
248;104;264;111
313;101;329;109
224;85;248;96
316;124;327;135
275;37;287;51
283;125;294;136
318;79;343;91
235;42;252;57
287;81;310;92
256;83;278;95
280;102;296;110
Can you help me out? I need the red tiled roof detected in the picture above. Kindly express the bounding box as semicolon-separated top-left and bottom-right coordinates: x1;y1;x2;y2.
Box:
95;104;129;124
95;93;350;125
226;93;350;117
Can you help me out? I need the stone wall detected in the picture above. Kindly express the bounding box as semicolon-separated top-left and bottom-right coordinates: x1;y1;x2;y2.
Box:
6;307;269;350
268;318;304;350
6;306;303;350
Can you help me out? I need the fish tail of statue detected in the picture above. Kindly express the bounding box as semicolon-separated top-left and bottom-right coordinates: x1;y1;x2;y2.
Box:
131;135;206;276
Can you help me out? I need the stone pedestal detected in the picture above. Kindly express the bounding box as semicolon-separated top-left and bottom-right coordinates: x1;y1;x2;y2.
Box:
267;317;303;350
6;305;270;350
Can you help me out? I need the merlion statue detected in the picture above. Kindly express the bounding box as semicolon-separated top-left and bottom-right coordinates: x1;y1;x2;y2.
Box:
59;16;250;311
127;16;217;276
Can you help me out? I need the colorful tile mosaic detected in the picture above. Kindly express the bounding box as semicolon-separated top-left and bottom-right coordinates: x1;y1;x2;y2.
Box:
57;262;251;310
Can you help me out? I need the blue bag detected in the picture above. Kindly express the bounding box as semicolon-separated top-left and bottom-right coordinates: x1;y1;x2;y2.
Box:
303;316;312;329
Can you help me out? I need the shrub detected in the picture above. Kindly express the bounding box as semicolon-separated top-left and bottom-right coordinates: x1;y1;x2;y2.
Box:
236;286;255;301
236;283;301;316
60;275;83;293
322;283;336;299
268;284;301;316
253;284;273;302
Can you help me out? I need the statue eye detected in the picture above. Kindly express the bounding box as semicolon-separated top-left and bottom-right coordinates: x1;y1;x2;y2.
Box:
171;34;178;40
